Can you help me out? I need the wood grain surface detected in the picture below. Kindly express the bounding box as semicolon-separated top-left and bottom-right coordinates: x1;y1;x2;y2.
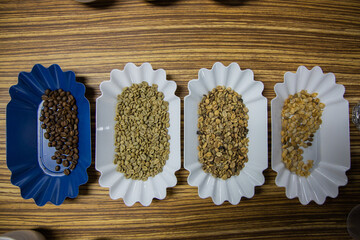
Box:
0;0;359;239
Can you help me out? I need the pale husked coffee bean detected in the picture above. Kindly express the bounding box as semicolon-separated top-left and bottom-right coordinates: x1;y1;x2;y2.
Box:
114;82;170;181
281;90;325;177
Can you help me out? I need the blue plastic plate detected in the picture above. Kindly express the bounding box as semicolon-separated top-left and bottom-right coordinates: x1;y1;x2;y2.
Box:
6;64;91;206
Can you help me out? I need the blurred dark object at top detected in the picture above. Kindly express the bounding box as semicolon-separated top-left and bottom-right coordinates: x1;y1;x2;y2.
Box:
77;0;117;9
146;0;180;6
214;0;251;6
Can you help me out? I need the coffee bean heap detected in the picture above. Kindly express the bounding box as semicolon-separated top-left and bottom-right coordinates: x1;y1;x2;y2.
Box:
197;86;249;180
281;90;325;177
40;89;79;175
114;82;170;181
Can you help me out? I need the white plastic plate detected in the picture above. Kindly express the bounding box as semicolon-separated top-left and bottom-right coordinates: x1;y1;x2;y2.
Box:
271;66;350;205
96;63;181;206
184;62;268;205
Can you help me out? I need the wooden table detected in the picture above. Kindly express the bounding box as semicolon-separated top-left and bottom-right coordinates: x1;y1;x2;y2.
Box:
0;0;359;239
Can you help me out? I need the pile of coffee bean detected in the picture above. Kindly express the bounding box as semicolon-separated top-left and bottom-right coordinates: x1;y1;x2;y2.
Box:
197;86;249;180
40;89;79;175
114;82;170;181
281;90;325;177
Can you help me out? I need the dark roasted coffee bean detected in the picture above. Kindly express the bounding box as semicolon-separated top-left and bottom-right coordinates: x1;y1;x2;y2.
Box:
73;154;79;160
64;169;70;175
51;155;56;160
44;132;50;139
55;151;61;157
69;164;76;170
40;89;79;173
62;160;69;167
55;165;60;171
